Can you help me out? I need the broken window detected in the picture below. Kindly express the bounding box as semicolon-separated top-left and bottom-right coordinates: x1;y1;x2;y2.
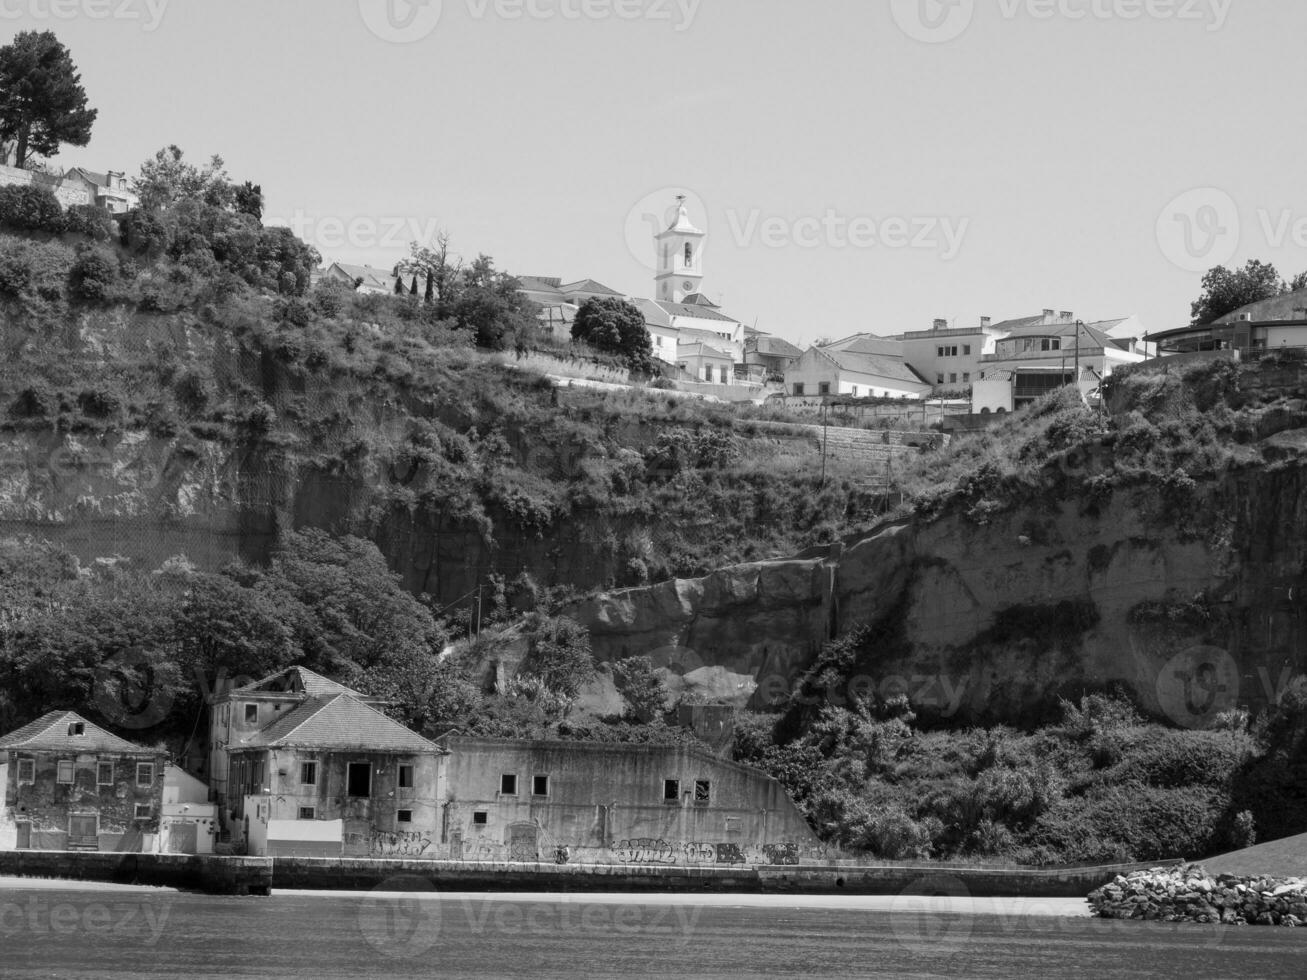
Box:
347;762;371;798
56;760;74;784
298;806;316;820
532;775;549;797
398;764;414;789
473;811;488;826
68;722;85;737
300;762;317;786
244;703;258;724
136;763;154;787
694;780;711;805
397;810;413;824
664;779;680;803
97;762;114;786
500;773;517;796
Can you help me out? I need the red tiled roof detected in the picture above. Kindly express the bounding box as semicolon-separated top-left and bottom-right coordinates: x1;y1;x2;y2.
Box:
237;694;438;753
0;711;156;754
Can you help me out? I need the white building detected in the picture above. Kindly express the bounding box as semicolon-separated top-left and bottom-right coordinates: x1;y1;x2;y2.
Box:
785;337;932;401
972;316;1146;413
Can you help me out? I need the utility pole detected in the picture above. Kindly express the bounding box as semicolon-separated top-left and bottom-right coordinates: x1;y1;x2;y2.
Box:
820;399;829;488
1074;320;1083;395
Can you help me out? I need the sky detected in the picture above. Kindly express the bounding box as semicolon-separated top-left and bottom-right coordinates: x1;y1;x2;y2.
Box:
14;0;1307;347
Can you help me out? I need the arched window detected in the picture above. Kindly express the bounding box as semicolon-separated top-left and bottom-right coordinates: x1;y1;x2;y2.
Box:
684;243;693;267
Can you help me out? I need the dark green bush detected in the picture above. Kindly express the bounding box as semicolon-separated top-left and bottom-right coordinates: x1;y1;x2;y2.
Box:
63;204;116;242
68;245;120;305
0;184;65;233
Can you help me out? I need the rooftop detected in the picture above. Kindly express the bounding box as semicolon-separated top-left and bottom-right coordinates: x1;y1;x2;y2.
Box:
0;711;157;755
237;693;438;753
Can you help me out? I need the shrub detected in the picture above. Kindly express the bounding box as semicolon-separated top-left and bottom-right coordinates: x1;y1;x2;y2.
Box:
119;208;172;257
68;245;120;305
0;184;65;233
63;204;116;242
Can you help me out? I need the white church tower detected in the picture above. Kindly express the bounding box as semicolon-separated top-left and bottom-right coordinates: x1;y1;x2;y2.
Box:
654;195;706;304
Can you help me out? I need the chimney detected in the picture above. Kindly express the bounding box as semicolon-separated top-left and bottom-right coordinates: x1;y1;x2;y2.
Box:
980;316;992;329
1060;311;1074;323
1043;309;1055;323
933;318;948;331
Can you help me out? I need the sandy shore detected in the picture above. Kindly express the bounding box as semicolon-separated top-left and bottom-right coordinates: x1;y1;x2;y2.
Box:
0;875;179;894
278;888;1092;917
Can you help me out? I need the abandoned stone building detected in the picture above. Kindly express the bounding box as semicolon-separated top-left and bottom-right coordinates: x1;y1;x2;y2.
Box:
0;711;166;852
215;666;818;864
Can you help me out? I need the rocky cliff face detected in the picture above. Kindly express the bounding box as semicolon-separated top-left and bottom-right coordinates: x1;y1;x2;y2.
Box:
571;445;1307;726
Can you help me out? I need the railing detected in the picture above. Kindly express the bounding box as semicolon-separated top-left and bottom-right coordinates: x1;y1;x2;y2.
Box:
1239;346;1307;363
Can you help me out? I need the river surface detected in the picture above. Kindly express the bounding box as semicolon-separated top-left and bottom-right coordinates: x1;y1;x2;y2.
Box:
2;882;1305;978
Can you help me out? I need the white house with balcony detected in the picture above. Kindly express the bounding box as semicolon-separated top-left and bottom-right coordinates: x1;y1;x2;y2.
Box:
972;315;1146;413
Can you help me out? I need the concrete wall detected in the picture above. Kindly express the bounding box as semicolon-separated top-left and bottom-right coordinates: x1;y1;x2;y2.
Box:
2;748;165;853
437;738;816;866
0;164;91;208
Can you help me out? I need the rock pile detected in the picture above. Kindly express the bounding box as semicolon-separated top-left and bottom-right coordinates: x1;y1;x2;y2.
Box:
1089;865;1307;926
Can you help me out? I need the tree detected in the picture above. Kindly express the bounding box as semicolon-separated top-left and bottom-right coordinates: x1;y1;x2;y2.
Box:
233;181;263;221
0;32;96;169
133;145;231;211
403;230;459;305
409;274;419;296
571;297;655;375
520;615;595;702
1190;260;1285;326
612;656;669;722
393;272;405;295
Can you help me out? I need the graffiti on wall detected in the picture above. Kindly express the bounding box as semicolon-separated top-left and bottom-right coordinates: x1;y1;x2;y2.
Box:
361;826;433;857
612;839;805;866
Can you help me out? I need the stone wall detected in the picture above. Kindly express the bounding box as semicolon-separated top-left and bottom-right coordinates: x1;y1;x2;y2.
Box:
0;164;91;208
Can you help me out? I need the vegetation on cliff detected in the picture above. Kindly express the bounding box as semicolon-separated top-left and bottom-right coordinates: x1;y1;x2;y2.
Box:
737;648;1307;865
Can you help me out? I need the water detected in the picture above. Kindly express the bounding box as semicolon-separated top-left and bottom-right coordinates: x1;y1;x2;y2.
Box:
2;884;1305;978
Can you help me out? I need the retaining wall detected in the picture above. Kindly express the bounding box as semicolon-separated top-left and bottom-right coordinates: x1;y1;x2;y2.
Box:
0;850;1173;898
0;164;91;209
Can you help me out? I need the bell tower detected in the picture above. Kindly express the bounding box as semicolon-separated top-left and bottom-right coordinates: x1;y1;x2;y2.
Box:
654;195;705;304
